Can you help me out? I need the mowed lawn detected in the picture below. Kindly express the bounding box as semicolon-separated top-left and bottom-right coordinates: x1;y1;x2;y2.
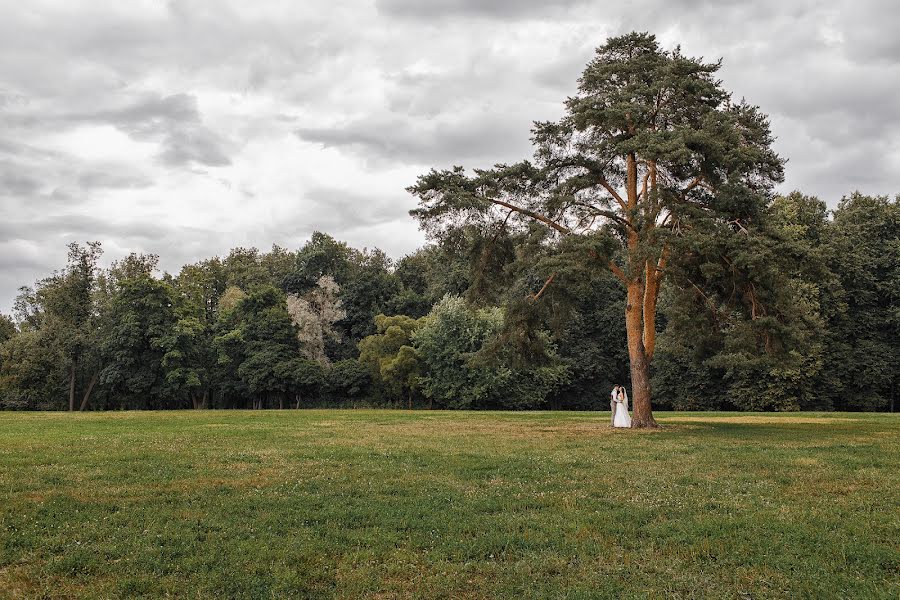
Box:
0;411;897;599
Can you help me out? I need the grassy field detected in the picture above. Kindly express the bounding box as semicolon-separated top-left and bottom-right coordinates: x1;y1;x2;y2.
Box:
0;411;897;599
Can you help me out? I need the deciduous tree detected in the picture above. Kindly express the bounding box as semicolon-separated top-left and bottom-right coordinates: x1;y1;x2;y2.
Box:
358;314;426;407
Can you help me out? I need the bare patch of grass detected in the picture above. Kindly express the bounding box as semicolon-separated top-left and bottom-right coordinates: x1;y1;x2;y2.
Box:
663;415;856;424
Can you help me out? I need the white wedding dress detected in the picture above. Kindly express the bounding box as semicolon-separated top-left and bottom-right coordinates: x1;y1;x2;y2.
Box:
613;390;632;428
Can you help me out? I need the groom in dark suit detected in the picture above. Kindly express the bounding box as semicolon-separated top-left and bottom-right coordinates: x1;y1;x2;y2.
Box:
610;385;618;426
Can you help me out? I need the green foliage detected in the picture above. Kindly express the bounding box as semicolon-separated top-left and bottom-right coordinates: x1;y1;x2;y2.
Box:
546;273;629;410
358;314;426;406
174;257;228;323
275;358;325;408
324;359;372;403
98;275;179;409
284;232;409;361
285;232;355;293
1;192;896;412
414;296;567;410
0;313;17;345
821;193;900;411
215;286;303;408
159;314;211;408
653;193;829;411
653;192;899;412
335;251;401;345
0;329;65;409
0;314;19;406
14;242;105;410
413;297;499;409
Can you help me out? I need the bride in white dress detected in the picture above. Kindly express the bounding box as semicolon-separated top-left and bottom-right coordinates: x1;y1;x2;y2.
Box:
612;385;632;428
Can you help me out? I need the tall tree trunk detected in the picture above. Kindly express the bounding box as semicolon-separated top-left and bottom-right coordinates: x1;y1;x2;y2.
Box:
625;280;657;428
78;371;98;411
201;389;209;409
68;361;76;412
620;152;657;428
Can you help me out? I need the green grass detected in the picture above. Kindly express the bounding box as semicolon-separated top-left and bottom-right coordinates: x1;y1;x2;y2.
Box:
0;411;897;599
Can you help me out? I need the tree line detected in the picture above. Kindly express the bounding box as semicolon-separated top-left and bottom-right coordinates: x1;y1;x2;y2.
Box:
0;191;896;412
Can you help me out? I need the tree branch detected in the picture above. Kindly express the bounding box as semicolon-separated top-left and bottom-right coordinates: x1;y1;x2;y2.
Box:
655;244;669;284
688;279;720;318
572;202;632;230
638;170;650;202
477;209;516;270
542;155;626;210
529;272;556;302
608;261;627;284
729;219;750;234
487;198;570;235
681;175;705;197
600;179;628;211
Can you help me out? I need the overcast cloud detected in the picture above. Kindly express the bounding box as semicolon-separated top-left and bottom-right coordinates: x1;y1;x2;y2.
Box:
1;0;898;313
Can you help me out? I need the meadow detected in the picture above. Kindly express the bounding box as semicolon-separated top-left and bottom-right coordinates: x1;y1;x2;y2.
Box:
0;410;897;599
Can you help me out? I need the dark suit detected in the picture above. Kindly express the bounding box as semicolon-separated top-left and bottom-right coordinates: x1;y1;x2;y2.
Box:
610;389;617;425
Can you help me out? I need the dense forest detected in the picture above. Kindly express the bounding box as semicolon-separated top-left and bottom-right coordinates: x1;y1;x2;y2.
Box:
0;191;896;412
1;33;898;414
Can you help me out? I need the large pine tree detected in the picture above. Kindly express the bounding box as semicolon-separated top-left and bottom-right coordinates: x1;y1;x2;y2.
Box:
408;32;784;426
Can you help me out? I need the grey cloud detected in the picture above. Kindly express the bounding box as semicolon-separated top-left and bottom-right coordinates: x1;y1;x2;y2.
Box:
2;0;899;313
3;93;233;169
158;127;231;167
92;93;200;133
0;221;235;313
376;0;584;19
0;254;50;272
0;165;42;196
303;187;412;230
0;138;154;203
296;112;532;166
532;46;596;93
830;0;900;63
76;171;154;190
239;186;416;247
66;93;232;168
0;256;54;315
0;215;175;243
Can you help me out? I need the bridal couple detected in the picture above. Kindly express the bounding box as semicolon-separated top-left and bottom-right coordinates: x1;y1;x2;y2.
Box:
610;385;631;428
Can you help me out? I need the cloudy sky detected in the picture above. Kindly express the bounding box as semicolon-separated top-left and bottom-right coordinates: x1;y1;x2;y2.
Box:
1;0;898;313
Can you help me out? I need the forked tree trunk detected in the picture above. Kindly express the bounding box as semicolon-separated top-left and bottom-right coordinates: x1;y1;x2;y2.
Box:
619;153;658;428
78;371;99;411
625;280;658;428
